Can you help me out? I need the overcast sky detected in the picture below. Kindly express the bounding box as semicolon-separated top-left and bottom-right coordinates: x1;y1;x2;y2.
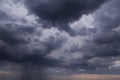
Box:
0;0;120;80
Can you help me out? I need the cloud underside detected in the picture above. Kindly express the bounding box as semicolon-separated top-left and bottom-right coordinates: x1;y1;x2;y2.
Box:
25;0;106;31
0;0;120;74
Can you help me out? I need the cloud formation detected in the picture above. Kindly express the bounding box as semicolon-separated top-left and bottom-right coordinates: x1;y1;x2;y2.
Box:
25;0;106;31
0;0;120;77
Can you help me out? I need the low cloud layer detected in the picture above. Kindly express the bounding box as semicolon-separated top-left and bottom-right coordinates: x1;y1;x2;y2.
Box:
0;0;120;78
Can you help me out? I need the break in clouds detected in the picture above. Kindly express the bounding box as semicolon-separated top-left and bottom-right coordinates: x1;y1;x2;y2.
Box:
0;0;120;77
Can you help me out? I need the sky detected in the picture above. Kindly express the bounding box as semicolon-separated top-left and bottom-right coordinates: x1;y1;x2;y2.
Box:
0;0;120;80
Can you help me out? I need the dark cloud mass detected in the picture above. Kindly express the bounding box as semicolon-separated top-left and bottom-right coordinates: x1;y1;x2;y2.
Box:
85;0;120;58
1;0;120;80
25;0;106;30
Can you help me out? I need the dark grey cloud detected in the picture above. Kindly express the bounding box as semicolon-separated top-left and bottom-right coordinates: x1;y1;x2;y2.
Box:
0;24;64;64
0;12;10;21
85;0;120;57
25;0;107;31
1;0;120;78
50;0;120;72
71;0;120;71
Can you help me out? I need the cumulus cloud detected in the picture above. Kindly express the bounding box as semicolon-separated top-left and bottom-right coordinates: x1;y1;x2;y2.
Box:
83;0;120;57
0;0;120;77
74;0;120;71
25;0;107;31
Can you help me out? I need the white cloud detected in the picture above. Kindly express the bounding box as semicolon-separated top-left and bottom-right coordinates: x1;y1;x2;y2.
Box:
110;60;120;69
70;14;95;31
0;0;38;25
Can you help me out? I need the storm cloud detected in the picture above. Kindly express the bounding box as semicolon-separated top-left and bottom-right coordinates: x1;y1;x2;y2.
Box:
25;0;107;31
0;0;120;80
